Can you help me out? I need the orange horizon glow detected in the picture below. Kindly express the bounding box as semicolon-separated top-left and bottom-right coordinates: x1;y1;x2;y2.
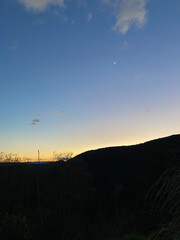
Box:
1;133;178;161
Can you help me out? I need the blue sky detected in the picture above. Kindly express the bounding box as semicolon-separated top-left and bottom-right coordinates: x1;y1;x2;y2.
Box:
0;0;180;159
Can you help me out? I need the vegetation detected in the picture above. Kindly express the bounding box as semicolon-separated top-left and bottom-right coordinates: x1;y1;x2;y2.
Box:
119;234;147;240
53;151;73;161
0;135;180;239
0;160;94;240
0;213;29;240
148;165;180;240
0;152;31;163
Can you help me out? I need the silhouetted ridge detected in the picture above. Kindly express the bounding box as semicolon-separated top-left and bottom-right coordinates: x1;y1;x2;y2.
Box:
74;134;180;159
72;134;180;232
0;135;180;239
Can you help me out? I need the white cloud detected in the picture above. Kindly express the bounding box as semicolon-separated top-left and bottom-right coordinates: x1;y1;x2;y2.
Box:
17;0;64;12
87;13;93;22
103;0;148;34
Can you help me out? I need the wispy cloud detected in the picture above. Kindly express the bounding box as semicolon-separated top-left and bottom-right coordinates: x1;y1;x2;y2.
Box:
60;111;65;114
29;110;66;125
9;42;18;50
35;19;46;25
53;10;67;22
121;40;130;50
32;118;41;123
17;0;64;12
76;0;87;7
144;109;151;113
103;0;148;34
71;19;75;25
16;0;147;35
87;12;93;22
30;118;41;126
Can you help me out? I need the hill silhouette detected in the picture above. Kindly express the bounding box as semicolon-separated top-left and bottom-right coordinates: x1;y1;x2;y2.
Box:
0;134;180;240
72;134;180;235
73;134;180;189
73;134;180;186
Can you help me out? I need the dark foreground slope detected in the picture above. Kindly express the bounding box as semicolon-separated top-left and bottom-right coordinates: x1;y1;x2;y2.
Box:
0;135;180;240
72;134;180;236
0;160;93;240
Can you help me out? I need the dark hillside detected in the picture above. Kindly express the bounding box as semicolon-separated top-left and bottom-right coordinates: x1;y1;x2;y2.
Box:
72;134;180;235
0;135;180;240
73;134;180;189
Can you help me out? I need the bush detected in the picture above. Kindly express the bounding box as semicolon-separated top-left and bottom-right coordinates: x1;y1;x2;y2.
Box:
0;212;29;240
148;165;180;240
118;234;147;240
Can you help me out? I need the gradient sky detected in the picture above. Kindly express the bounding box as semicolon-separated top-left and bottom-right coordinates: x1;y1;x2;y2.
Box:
0;0;180;159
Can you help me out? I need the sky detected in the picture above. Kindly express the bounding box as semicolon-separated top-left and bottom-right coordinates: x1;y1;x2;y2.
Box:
0;0;180;160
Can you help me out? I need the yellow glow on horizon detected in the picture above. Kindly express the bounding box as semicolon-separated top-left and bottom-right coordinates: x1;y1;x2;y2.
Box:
1;133;174;161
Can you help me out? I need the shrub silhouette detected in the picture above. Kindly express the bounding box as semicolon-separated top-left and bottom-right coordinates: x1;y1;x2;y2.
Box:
119;234;147;240
147;164;180;240
120;234;146;240
0;212;29;240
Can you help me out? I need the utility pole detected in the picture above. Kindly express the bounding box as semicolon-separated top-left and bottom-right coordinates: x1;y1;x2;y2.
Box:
38;149;40;163
36;149;43;239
